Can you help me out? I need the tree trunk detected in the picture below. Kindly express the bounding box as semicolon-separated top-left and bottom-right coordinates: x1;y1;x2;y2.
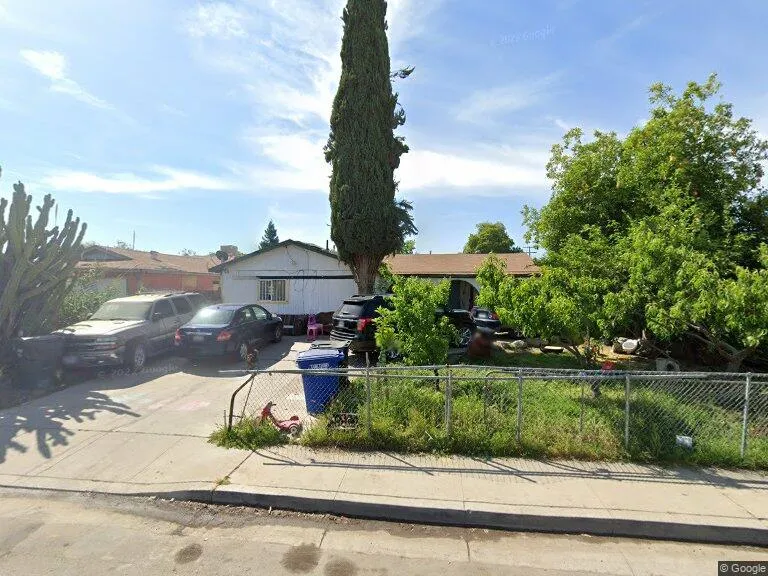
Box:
352;254;379;295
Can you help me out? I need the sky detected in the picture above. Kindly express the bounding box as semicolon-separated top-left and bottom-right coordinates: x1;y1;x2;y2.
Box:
1;0;767;256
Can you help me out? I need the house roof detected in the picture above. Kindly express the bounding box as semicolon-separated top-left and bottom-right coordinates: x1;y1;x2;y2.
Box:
77;246;219;275
208;239;339;272
385;252;539;277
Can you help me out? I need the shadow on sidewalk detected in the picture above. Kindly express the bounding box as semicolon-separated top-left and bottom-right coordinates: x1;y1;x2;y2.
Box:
251;448;768;490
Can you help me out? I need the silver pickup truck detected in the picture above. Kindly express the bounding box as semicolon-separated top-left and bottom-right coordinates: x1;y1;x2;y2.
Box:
55;292;206;371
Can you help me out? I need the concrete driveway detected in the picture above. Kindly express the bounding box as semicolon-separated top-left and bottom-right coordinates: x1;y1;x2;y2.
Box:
0;337;312;480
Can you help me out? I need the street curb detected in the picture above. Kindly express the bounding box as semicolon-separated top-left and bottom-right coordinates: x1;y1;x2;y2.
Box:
159;488;768;548
3;483;765;547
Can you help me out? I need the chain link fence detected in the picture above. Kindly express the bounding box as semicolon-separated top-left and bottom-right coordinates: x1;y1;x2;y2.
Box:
222;365;768;467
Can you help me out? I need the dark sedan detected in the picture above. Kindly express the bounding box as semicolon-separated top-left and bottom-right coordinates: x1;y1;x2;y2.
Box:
174;304;283;361
471;307;501;333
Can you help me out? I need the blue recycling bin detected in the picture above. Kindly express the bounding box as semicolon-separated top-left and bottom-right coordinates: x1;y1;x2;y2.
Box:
296;348;346;415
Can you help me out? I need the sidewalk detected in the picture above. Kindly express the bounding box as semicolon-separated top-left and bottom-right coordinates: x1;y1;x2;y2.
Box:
1;339;767;546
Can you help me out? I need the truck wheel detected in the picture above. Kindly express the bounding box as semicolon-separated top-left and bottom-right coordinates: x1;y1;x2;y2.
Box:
456;326;473;348
126;341;147;372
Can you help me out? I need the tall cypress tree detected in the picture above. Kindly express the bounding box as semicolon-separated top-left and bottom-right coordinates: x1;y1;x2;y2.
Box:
325;0;416;294
258;220;279;250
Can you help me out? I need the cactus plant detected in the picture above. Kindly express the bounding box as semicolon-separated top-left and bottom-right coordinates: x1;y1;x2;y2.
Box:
0;167;87;358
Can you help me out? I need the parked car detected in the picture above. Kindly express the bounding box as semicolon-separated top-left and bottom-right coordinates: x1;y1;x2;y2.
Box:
174;303;283;361
56;292;204;371
470;307;501;333
330;294;476;355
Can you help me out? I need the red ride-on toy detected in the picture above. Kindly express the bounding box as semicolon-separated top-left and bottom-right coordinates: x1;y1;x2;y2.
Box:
260;402;302;436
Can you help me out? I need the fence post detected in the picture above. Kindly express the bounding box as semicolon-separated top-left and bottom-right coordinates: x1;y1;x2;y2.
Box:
516;370;523;444
740;373;752;459
445;365;453;436
624;373;631;449
365;354;372;435
579;378;585;436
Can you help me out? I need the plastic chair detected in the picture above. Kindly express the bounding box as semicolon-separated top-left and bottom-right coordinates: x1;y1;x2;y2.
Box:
306;314;323;341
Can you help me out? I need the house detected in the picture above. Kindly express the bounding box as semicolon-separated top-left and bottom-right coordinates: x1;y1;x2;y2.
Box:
78;245;222;299
385;252;539;310
208;240;357;317
209;239;539;316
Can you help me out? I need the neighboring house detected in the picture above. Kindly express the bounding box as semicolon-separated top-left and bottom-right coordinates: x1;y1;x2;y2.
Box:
209;239;539;315
78;246;221;299
384;252;539;310
209;240;357;316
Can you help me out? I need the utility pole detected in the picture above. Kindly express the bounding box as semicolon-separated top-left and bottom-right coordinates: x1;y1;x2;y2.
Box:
132;231;136;250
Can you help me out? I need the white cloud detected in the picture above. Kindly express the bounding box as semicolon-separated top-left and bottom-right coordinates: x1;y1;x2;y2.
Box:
457;75;560;124
41;166;236;195
20;49;110;109
160;103;186;117
184;2;248;39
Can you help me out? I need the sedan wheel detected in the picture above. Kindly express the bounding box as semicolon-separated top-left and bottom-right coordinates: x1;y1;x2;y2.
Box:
238;341;250;362
272;325;283;343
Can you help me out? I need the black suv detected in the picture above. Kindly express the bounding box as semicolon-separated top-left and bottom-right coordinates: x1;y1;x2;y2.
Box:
330;294;476;354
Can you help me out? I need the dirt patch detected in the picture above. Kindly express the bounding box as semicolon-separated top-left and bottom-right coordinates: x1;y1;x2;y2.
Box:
324;557;358;576
174;543;203;564
281;544;320;573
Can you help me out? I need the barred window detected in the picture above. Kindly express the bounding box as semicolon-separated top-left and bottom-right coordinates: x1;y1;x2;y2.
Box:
258;279;286;302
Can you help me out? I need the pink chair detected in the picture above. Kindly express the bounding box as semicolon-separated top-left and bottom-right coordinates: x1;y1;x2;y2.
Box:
306;314;323;341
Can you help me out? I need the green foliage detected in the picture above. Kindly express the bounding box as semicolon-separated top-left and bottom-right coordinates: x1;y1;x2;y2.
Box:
0;171;86;357
375;276;456;365
522;75;768;369
325;0;416;294
209;418;286;450
179;248;197;256
475;254;507;312
463;222;522;254
399;238;416;254
258;220;279;250
115;240;131;249
56;269;119;329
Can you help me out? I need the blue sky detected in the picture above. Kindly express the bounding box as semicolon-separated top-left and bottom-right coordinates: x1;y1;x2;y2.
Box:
1;0;767;256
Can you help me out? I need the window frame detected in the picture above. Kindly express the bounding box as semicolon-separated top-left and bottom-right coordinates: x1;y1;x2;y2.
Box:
170;296;192;315
257;279;288;303
152;299;175;320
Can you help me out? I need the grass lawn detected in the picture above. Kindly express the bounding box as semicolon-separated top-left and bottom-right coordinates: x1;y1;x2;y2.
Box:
211;365;768;470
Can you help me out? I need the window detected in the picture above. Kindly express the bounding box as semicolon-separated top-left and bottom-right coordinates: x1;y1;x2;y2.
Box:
187;294;204;310
258;279;286;302
251;306;268;320
234;307;255;325
152;299;174;319
171;296;192;315
90;301;152;321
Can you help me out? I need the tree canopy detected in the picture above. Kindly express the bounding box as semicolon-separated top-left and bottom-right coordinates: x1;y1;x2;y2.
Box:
325;0;416;294
258;220;279;250
464;222;522;254
494;74;768;370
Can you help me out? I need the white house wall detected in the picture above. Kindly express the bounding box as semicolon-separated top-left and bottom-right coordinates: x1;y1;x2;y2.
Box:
219;244;357;315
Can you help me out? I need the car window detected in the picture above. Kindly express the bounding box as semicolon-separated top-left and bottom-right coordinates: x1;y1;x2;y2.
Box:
336;302;365;316
91;301;152;321
171;297;192;315
188;294;204;310
190;307;234;325
251;306;268;320
153;299;174;319
234;307;254;324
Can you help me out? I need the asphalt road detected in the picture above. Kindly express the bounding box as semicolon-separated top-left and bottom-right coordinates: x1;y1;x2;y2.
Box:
1;490;766;576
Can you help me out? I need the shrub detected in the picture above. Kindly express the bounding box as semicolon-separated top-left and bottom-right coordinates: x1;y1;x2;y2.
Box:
56;269;119;329
375;276;456;365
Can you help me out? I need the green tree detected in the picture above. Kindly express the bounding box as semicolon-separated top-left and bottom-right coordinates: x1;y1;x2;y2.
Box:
399;238;416;254
258;220;279;250
115;240;131;249
522;74;768;370
375;276;456;365
463;222;522;254
325;0;416;294
0;171;86;356
179;248;197;256
57;268;119;329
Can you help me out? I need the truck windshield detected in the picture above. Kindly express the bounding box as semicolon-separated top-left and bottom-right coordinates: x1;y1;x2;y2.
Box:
90;301;153;321
190;307;235;325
